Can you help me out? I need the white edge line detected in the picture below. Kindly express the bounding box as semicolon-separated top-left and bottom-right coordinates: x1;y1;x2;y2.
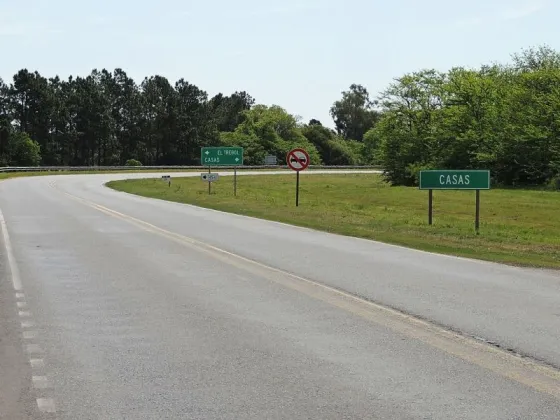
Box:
0;207;22;291
36;398;56;413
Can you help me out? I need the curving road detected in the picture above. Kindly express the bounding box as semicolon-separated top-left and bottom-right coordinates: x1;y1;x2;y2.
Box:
1;171;559;420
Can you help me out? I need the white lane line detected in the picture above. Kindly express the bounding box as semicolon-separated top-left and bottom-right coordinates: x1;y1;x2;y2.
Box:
0;206;58;414
0;207;22;291
37;398;56;413
23;330;38;339
30;358;45;369
26;344;43;354
21;320;35;328
32;376;50;389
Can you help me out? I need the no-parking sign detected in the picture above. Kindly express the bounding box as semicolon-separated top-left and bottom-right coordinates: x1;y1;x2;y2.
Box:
286;148;310;172
286;148;310;207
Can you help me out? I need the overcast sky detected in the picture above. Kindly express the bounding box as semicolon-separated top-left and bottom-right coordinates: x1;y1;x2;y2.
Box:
0;0;557;126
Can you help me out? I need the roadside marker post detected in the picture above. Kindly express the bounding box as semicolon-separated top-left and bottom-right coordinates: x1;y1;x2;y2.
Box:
419;170;491;233
200;147;244;196
201;173;219;182
286;148;310;207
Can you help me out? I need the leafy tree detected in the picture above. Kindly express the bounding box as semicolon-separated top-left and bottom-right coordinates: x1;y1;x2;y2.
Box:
9;70;55;163
373;47;560;186
7;131;41;166
301;123;358;165
222;105;321;165
512;45;560;71
125;158;142;166
0;78;11;164
330;84;381;141
210;91;254;132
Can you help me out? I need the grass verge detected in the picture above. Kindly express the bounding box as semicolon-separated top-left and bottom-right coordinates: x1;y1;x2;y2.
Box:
107;173;560;269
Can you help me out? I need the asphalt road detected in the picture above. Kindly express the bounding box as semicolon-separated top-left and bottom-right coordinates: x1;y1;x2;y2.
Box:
1;171;559;419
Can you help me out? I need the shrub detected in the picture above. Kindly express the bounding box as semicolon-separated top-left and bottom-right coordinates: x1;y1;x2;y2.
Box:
125;159;143;167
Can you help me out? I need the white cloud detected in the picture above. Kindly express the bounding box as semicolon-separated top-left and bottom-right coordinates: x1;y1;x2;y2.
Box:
0;18;63;37
455;0;547;27
248;2;323;17
501;0;546;20
455;16;486;28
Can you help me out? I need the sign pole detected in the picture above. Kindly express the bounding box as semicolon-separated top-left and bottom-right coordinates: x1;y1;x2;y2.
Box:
296;171;300;207
428;189;433;225
475;189;480;233
208;167;211;195
286;148;310;207
234;167;237;197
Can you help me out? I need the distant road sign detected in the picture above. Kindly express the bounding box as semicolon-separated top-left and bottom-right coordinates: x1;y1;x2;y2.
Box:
201;147;243;166
161;175;171;181
264;155;278;165
419;170;490;190
201;173;219;182
286;148;310;172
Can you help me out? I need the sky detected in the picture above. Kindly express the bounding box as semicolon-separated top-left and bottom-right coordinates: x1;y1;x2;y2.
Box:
0;0;558;127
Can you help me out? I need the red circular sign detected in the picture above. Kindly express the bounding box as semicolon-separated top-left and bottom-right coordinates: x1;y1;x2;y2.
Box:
286;148;310;172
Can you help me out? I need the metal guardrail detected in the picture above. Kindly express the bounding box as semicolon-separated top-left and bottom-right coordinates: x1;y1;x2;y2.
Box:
0;165;384;173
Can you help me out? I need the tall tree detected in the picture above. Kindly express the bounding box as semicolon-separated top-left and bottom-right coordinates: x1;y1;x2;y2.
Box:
221;105;321;165
210;91;255;132
9;70;55;162
330;84;381;141
0;78;11;163
175;79;216;164
139;75;177;165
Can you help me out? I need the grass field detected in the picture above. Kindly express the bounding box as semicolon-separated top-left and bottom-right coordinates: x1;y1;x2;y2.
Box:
107;173;560;269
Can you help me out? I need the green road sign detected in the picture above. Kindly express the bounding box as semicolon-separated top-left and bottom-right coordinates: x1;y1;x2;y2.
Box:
419;170;490;190
201;147;243;166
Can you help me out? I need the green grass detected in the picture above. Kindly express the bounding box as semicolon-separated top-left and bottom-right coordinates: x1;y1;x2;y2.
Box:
107;173;560;269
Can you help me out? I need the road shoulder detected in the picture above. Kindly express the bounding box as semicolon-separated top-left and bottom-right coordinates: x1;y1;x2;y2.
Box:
0;250;35;419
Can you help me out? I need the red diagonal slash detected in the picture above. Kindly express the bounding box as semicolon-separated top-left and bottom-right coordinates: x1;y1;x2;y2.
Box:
289;151;306;167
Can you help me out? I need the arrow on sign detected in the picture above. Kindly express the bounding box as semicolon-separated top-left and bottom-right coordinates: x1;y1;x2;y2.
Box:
235;158;239;162
205;150;210;155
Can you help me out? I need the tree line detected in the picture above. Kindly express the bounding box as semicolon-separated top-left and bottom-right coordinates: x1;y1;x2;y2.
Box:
0;67;378;168
370;45;560;188
1;45;559;187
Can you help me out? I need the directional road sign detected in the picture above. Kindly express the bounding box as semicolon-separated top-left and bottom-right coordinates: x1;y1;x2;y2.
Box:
286;148;310;172
201;173;219;182
201;147;243;166
419;170;490;190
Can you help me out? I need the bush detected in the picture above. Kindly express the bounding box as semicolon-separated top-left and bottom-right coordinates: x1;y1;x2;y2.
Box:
7;132;41;166
548;176;560;191
125;159;143;167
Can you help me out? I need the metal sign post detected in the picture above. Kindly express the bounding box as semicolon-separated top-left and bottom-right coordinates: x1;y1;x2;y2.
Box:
428;189;433;225
419;170;490;231
201;147;244;196
286;148;310;207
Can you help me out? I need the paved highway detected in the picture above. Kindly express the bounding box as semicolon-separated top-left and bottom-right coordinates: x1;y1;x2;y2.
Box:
1;171;559;419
